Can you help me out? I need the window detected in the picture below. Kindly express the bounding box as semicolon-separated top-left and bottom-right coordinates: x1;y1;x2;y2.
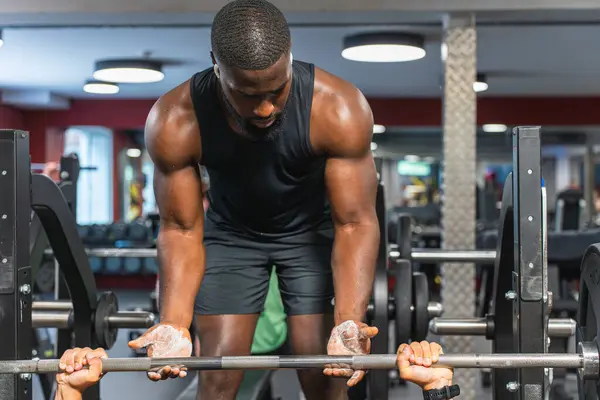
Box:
63;126;113;224
141;150;156;215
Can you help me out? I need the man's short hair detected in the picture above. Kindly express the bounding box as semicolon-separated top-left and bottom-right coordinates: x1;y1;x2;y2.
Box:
211;0;291;70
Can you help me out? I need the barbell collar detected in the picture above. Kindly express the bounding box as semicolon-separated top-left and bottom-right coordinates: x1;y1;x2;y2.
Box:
0;350;596;374
578;341;600;380
429;317;576;338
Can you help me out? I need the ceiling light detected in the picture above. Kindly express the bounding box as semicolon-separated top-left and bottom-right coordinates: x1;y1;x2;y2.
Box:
83;80;119;95
474;74;488;92
373;124;386;134
483;124;508;133
93;59;164;83
370;142;378;151
342;32;426;63
405;155;420;162
126;148;142;158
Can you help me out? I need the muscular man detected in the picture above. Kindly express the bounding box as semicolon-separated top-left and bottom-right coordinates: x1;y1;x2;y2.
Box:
129;1;380;398
54;343;457;400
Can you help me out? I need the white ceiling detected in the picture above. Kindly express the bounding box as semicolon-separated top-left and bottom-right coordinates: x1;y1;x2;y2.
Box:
2;11;600;101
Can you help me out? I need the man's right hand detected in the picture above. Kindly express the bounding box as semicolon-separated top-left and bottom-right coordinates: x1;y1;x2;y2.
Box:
128;323;193;381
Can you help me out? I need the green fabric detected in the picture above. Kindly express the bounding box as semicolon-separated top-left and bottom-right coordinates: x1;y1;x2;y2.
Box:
251;268;287;354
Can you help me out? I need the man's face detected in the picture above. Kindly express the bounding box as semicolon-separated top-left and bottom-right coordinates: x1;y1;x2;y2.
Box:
216;53;292;141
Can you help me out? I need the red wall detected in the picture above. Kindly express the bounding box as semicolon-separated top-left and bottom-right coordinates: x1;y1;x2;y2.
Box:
0;104;25;129
370;97;600;127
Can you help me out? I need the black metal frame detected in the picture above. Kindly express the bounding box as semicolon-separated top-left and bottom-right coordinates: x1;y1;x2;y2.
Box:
487;127;549;400
0;131;101;400
31;174;100;400
30;177;79;400
512;127;548;399
490;127;548;399
54;157;81;369
0;130;33;400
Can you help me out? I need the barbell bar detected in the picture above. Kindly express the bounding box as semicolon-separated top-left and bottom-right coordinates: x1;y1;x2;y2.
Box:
32;300;73;311
429;317;577;338
389;249;497;264
45;248;157;258
46;247;499;263
31;310;155;330
0;345;598;377
365;301;443;319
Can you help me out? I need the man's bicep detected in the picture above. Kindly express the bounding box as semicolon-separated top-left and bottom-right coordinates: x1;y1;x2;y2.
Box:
325;153;378;225
154;164;204;231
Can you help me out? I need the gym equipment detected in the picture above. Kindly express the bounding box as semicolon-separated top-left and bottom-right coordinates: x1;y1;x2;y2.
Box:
429;317;576;338
30;295;155;348
578;243;600;399
1;347;599;374
0;130;158;400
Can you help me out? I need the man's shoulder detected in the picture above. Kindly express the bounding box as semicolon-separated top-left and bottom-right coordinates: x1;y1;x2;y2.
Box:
146;80;201;165
310;67;373;155
148;80;199;135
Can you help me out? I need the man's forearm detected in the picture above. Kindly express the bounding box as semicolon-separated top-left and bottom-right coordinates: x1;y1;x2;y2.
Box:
157;228;205;328
331;220;380;325
55;385;82;400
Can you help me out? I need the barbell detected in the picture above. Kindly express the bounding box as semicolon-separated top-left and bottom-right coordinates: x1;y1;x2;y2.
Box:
388;247;497;264
1;343;599;377
46;247;500;263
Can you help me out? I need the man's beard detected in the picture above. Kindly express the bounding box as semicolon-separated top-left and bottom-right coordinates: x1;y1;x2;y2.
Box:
220;92;287;142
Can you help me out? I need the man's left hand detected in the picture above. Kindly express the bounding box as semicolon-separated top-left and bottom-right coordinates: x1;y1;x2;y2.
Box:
324;320;378;386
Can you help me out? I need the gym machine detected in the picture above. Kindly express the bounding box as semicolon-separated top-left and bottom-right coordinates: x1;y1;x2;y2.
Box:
0;130;155;400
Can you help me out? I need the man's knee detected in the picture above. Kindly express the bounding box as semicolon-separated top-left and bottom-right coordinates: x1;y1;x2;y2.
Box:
199;370;245;397
288;314;334;354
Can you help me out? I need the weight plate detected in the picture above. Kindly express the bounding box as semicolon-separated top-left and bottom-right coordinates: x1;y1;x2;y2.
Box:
412;272;429;342
94;291;118;350
578;244;600;400
394;260;413;347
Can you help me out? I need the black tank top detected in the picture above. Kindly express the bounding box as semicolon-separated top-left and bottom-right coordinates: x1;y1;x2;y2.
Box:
190;61;332;237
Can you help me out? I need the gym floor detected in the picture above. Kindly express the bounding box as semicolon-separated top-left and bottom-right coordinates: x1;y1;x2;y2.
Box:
31;290;572;400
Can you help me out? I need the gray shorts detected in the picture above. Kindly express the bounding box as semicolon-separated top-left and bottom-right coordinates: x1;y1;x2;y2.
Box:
195;224;334;316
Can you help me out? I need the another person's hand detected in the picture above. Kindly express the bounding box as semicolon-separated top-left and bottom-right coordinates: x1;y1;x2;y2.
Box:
128;323;193;381
324;320;378;387
397;341;453;390
56;347;107;393
42;162;60;182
